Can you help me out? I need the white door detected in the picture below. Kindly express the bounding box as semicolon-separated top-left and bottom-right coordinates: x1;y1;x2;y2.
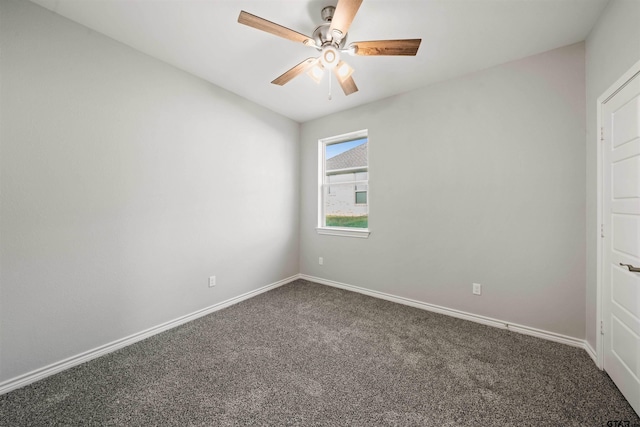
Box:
602;71;640;416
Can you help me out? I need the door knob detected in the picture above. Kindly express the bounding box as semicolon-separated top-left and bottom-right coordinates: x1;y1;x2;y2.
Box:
620;263;640;273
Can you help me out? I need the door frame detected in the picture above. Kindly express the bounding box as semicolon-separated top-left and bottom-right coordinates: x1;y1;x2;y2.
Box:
596;59;640;369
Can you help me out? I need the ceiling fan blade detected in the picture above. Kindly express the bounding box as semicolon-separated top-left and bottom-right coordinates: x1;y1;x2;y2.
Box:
333;69;358;96
272;58;319;86
329;0;363;40
238;11;314;46
351;39;422;56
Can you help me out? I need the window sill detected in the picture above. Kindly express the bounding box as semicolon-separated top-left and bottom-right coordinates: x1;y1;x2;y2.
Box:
316;227;370;239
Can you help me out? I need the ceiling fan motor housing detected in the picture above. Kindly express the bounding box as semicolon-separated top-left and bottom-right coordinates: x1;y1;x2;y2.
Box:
313;5;347;48
313;23;347;49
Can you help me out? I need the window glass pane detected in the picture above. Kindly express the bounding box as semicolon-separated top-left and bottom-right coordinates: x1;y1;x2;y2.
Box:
355;171;368;181
324;183;368;228
321;134;368;231
325;138;368;175
328;172;357;183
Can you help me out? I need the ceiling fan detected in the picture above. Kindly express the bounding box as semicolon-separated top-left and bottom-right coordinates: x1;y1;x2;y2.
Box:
237;0;421;97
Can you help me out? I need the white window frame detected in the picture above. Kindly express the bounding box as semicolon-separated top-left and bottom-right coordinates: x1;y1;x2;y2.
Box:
317;129;370;238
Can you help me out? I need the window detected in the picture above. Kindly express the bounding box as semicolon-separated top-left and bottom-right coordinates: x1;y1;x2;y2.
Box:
317;130;370;238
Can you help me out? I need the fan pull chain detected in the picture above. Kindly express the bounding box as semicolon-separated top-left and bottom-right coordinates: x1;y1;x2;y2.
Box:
328;73;332;101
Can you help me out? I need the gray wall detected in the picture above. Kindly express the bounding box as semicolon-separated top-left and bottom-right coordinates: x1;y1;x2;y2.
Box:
300;43;587;339
585;0;640;351
0;0;299;383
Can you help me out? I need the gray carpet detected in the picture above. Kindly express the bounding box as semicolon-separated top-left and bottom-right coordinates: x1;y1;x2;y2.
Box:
1;279;638;426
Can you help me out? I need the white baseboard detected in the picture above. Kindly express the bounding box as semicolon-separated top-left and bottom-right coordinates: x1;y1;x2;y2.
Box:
584;341;599;367
0;274;300;396
2;273;597;396
300;274;589;351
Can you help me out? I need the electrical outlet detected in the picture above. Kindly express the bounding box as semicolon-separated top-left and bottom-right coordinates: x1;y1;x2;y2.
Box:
319;257;324;265
473;283;482;295
209;276;216;288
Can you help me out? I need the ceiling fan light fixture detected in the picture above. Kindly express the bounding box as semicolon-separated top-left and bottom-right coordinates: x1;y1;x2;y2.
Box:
335;61;354;82
320;46;340;69
307;63;325;84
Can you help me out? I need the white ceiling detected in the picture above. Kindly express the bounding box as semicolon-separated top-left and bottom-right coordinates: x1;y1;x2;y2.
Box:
29;0;608;123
